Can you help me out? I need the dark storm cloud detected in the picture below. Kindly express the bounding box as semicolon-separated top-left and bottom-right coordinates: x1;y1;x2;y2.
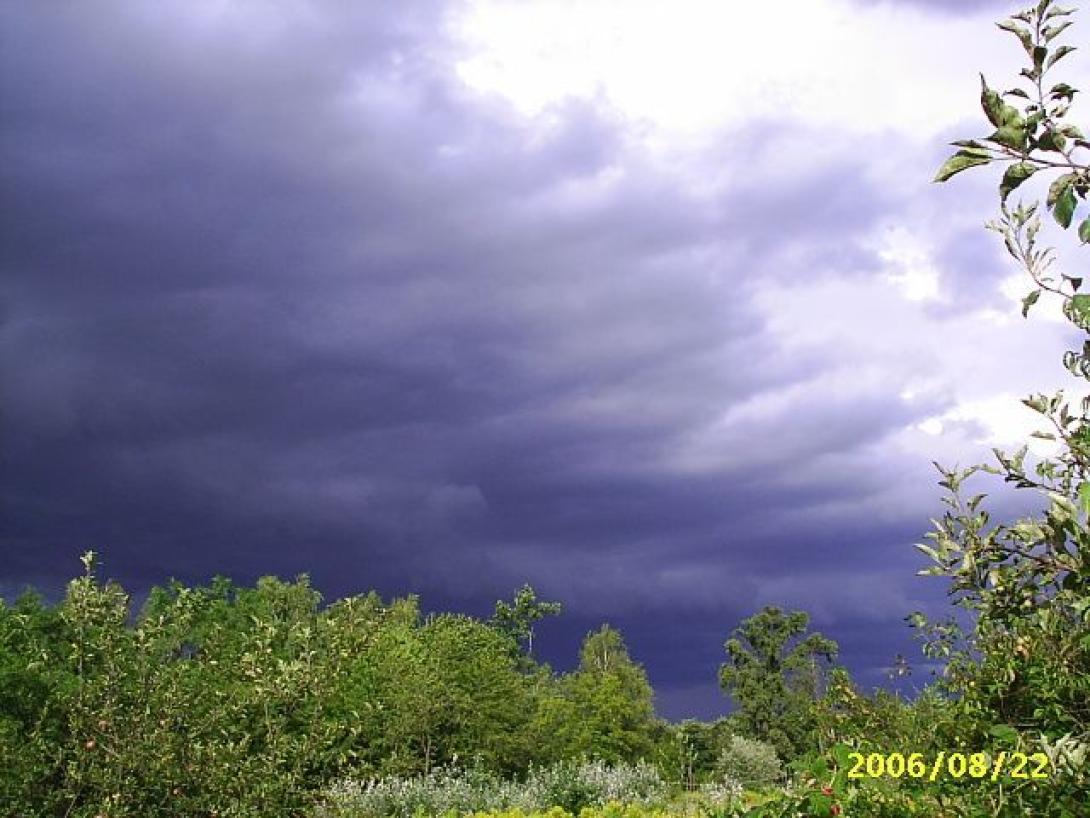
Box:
1;0;1007;719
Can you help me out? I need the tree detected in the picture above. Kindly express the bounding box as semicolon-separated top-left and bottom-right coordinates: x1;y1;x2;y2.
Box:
925;0;1089;736
489;583;562;658
656;717;736;790
363;611;534;775
718;606;837;759
549;625;660;763
921;0;1090;808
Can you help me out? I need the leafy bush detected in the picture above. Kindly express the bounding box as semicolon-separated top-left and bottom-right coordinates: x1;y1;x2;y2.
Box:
318;760;668;818
524;760;666;813
462;808;672;818
713;736;781;791
319;766;516;818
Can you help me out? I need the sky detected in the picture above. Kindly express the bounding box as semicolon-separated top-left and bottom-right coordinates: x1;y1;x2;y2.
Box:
2;0;1088;720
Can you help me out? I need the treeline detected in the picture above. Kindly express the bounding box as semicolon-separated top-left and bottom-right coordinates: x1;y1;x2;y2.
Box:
4;551;1087;817
0;564;717;816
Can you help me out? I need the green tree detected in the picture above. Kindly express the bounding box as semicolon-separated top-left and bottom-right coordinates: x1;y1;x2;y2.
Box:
0;590;71;814
0;553;383;817
549;625;660;763
919;0;1090;810
926;0;1090;740
655;717;736;789
363;611;534;775
718;606;837;760
490;583;562;658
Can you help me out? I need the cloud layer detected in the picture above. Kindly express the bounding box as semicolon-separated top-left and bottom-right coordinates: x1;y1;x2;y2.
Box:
2;0;1086;718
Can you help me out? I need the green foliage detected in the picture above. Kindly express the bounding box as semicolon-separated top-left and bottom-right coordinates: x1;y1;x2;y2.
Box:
655;718;736;790
920;0;1090;813
923;0;1090;739
714;736;782;790
0;556;390;816
533;626;661;765
718;607;838;760
491;584;563;659
318;760;668;818
933;1;1088;239
0;557;537;814
358;611;534;776
0;555;682;815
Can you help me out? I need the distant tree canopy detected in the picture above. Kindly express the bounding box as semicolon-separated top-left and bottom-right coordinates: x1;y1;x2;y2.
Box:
489;582;563;659
0;565;673;815
718;607;837;759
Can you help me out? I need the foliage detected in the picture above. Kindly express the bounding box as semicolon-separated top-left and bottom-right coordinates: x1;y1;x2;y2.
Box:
490;584;563;659
814;668;959;754
925;0;1090;730
0;558;677;816
531;626;661;765
0;554;389;817
918;0;1090;812
714;736;782;791
318;760;668;818
717;607;837;760
357;611;534;776
932;1;1088;234
656;718;736;790
461;808;672;818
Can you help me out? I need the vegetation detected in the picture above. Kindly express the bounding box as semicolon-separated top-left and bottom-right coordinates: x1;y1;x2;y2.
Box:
318;761;671;818
718;607;837;760
2;1;1088;815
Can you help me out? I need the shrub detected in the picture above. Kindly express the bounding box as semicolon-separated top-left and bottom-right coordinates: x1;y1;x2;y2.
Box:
714;736;781;790
523;759;665;813
318;760;668;818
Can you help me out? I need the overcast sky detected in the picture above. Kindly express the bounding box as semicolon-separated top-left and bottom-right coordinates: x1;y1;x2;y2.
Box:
2;0;1087;719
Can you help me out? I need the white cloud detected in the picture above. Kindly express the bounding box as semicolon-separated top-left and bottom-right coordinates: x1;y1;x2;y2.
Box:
450;0;1078;143
874;225;944;303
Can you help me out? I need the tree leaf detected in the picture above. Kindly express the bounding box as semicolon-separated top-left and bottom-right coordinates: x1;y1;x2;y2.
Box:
1038;129;1067;152
1043;5;1076;19
1043;21;1074;42
1078;481;1090;516
989;124;1028;151
1053;184;1077;228
1049;82;1078;101
980;75;1023;127
933;150;992;182
1047;173;1076;207
1000;162;1039;201
1071;294;1090;325
1079;215;1090;245
1046;45;1077;69
996;21;1035;55
1022;289;1042;317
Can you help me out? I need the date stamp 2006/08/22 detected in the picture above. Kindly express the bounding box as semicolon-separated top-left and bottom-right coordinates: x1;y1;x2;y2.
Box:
846;751;1051;782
